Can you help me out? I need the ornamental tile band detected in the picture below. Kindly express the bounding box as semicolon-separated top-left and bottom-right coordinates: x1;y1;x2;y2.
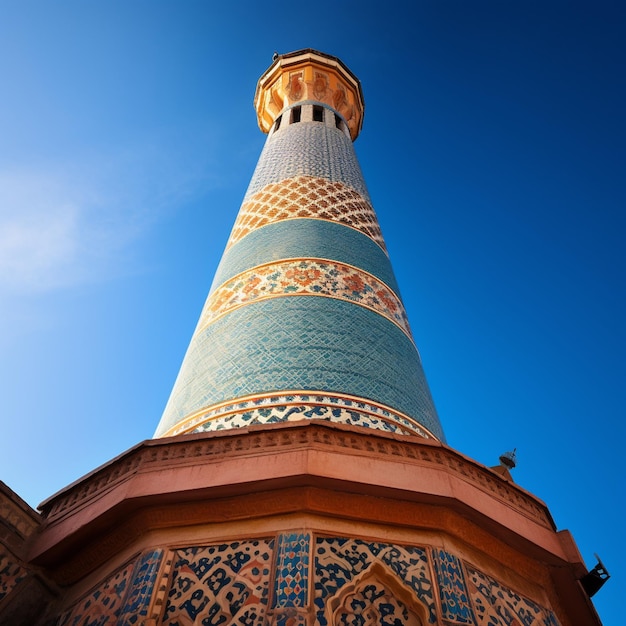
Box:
189;404;415;437
157;298;442;441
432;549;476;624
272;532;311;609
244;123;370;202
228;175;385;251
199;258;410;338
160;392;434;439
212;219;401;297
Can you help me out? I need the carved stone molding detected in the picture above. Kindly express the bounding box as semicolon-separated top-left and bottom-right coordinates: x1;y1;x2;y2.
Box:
0;482;41;542
39;422;552;532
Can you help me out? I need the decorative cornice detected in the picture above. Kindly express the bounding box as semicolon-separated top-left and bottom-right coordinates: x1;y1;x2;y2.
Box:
0;480;41;541
39;422;552;531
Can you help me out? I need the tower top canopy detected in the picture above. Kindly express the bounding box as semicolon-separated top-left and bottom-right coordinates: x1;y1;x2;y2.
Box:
254;48;365;140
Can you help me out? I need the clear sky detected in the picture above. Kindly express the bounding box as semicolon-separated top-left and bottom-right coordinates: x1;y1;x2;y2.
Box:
1;1;623;622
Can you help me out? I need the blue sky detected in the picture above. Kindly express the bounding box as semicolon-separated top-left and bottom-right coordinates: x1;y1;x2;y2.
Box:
0;1;623;622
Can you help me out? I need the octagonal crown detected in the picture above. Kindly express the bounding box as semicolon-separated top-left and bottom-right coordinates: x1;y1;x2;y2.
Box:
254;49;365;141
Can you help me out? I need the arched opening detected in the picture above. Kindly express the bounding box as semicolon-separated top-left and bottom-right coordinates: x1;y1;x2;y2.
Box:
326;561;427;626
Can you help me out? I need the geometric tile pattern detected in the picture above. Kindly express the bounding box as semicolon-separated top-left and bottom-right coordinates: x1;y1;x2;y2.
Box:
156;298;443;441
466;566;561;626
0;551;27;601
272;533;310;608
212;218;400;296
160;540;274;625
245;122;370;203
118;549;163;624
56;559;135;626
431;549;476;624
229;175;385;251
162;392;433;438
49;541;562;625
314;537;436;625
200;259;410;338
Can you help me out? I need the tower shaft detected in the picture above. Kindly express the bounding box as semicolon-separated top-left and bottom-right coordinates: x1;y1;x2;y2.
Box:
155;50;443;441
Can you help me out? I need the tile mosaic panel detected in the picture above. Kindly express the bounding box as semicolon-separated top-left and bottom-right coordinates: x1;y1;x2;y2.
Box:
431;549;476;624
199;259;410;339
118;549;163;624
0;551;27;600
466;566;560;626
272;610;308;626
331;580;424;625
314;537;436;625
245;122;370;202
57;560;135;626
229;175;384;251
155;299;443;441
160;540;274;625
272;533;310;608
164;392;431;438
211;218;401;298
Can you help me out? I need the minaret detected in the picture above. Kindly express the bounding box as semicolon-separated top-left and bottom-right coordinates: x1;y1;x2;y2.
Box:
6;50;605;626
155;49;444;443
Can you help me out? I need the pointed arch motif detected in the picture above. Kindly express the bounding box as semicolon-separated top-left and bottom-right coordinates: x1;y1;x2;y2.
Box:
325;561;427;626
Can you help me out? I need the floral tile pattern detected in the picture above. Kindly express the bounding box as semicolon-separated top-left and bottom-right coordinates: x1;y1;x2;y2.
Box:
199;259;410;339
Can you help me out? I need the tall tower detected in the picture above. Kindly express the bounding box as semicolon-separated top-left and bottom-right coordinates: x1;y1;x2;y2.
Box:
154;49;443;443
2;50;605;625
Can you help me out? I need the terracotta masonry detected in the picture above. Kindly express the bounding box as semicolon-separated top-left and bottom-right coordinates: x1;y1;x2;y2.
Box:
0;49;605;624
28;422;595;624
